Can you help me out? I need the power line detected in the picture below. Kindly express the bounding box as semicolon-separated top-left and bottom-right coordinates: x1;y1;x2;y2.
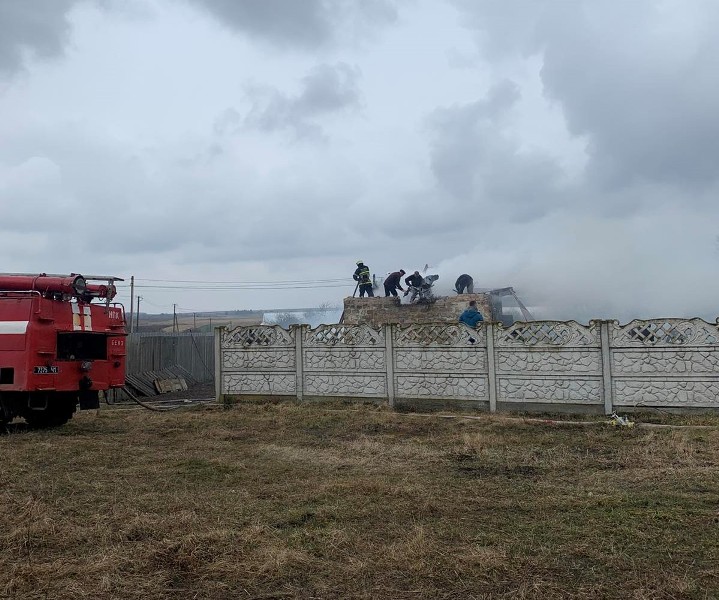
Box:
135;277;347;284
132;283;352;290
141;298;174;310
176;304;206;313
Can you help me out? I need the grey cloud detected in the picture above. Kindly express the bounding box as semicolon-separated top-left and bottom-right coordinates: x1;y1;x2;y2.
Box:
426;80;566;222
185;0;398;50
0;119;367;265
0;157;75;232
239;63;362;140
434;1;719;320
453;0;719;192
452;0;545;60
0;0;79;74
213;108;241;135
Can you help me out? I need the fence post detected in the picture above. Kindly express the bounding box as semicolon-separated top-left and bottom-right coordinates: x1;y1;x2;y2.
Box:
295;325;304;402
385;323;395;408
214;326;222;404
486;322;498;413
599;320;614;415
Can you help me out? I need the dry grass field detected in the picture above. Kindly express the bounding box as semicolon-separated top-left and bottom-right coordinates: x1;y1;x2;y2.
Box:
1;402;719;599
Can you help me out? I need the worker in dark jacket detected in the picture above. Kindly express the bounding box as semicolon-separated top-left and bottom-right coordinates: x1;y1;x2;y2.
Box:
403;271;424;301
458;300;484;327
455;274;474;294
384;269;406;297
404;271;424;288
353;261;374;297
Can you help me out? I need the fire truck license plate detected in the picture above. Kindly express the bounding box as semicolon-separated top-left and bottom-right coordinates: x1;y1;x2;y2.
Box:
33;366;59;374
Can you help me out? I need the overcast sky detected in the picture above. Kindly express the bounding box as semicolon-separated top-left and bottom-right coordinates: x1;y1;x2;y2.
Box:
1;0;718;321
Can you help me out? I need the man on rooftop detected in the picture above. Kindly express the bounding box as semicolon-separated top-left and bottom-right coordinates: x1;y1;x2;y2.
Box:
353;261;374;297
383;269;406;297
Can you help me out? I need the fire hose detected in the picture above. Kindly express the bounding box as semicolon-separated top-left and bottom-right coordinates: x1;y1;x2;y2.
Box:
121;386;187;412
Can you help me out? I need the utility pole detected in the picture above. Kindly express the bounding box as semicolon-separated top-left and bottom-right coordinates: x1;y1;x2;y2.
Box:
129;275;135;333
193;313;197;330
173;303;178;333
136;295;142;331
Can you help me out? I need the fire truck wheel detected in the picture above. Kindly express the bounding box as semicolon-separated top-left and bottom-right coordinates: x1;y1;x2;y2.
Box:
0;399;12;427
24;398;77;429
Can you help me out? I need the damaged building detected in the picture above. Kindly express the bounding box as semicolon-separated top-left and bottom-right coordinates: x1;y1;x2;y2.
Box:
341;287;533;328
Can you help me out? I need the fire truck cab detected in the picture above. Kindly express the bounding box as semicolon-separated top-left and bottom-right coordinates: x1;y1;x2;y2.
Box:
0;273;126;428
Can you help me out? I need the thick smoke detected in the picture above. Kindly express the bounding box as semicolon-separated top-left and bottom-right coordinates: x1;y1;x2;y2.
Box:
436;207;719;323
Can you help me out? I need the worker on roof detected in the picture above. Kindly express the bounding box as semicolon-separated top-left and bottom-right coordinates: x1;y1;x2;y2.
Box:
353;261;374;297
454;274;474;294
459;300;484;328
384;269;406;297
404;271;424;288
403;271;424;302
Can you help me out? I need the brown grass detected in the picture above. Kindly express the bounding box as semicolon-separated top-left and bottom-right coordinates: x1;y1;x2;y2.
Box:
1;403;718;599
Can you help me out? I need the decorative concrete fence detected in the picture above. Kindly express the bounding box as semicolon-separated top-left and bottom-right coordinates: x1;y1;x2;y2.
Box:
215;319;719;413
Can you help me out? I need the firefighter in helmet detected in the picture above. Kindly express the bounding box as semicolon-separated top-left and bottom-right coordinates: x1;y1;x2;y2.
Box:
353;261;374;297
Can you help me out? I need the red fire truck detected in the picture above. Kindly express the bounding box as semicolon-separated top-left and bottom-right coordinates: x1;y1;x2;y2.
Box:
0;273;126;428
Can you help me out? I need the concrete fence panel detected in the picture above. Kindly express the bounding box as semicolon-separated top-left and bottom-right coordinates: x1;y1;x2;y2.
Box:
609;319;719;409
393;323;489;411
216;319;719;414
303;324;387;399
219;325;296;396
494;320;604;411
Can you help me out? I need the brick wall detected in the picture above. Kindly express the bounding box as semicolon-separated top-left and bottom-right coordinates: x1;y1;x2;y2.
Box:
342;294;492;328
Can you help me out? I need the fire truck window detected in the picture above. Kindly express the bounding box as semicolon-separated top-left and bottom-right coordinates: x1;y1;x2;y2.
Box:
0;368;13;384
57;333;108;361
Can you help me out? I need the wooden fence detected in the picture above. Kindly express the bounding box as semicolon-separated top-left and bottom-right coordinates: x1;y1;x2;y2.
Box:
126;333;214;383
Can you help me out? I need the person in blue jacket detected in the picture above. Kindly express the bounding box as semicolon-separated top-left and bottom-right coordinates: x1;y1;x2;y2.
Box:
458;300;484;327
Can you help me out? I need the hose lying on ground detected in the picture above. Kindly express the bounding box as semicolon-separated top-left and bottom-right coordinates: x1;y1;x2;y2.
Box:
400;411;717;430
301;406;717;430
121;386;189;412
119;392;718;428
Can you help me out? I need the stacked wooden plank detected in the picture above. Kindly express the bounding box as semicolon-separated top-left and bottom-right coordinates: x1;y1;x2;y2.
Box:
155;378;187;394
124;364;198;397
